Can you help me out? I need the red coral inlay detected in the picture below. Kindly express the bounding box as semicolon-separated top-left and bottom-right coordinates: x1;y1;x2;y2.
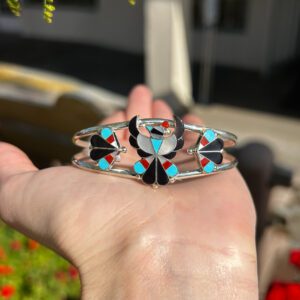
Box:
201;158;209;167
162;121;170;128
163;161;172;170
105;154;114;164
201;136;209;146
141;159;149;169
106;134;115;144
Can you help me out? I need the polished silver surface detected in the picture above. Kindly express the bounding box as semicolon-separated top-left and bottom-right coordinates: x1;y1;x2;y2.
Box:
73;118;237;148
72;154;237;181
72;117;238;185
137;134;155;155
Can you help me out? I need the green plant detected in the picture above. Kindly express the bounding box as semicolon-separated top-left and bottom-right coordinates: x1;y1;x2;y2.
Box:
0;221;80;299
43;0;56;23
6;0;137;23
6;0;20;16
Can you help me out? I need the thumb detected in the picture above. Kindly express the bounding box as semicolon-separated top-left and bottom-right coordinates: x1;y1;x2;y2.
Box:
0;143;68;259
0;142;37;183
0;142;37;223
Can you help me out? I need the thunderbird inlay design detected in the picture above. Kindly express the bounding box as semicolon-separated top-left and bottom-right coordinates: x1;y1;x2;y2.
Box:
129;115;184;186
89;128;121;171
73;115;238;186
195;130;224;173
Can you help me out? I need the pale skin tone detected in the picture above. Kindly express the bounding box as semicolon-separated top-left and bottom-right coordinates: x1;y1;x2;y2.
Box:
0;85;258;299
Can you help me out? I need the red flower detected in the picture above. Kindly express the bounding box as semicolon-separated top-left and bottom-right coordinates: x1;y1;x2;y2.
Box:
286;283;300;299
290;249;300;268
0;248;6;260
55;271;67;282
266;282;300;300
10;240;22;251
0;265;13;275
1;285;15;298
68;266;79;279
28;239;39;250
266;282;286;300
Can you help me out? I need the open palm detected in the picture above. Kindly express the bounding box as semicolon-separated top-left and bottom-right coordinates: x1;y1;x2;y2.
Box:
0;86;258;299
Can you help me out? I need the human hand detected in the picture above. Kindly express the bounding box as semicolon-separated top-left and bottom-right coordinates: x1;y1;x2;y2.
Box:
0;85;258;299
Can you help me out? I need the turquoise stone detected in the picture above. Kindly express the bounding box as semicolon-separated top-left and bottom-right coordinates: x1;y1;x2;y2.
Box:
204;161;215;173
134;161;146;174
146;126;153;133
204;129;216;143
151;138;163;153
101;128;113;139
165;164;178;177
99;158;110;170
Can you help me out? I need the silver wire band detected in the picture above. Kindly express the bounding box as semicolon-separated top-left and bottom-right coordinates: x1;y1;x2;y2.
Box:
72;118;238;184
73;119;237;148
72;152;237;180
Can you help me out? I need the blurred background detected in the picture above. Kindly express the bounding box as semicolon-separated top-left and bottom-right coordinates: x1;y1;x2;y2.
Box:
0;0;299;299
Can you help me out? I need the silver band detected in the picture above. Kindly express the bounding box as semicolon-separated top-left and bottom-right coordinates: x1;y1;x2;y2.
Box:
73;119;237;148
72;117;238;186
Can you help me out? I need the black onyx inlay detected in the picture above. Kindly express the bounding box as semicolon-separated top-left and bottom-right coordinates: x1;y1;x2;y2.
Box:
91;135;116;149
174;115;184;138
90;149;115;161
138;149;152;158
163;152;177;160
129;136;138;148
156;159;169;185
129;115;185;186
151;128;164;136
90;135;102;147
202;152;223;164
142;159;156;185
129;116;139;138
175;137;184;151
201;139;224;152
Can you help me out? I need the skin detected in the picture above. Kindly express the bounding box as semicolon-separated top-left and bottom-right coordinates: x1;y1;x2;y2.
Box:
0;85;258;299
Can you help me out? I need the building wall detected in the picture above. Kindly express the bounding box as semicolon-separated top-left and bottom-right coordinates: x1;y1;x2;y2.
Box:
267;0;300;65
0;0;299;72
0;0;144;54
190;0;299;72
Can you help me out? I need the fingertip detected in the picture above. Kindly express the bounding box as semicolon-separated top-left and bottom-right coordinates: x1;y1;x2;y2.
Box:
152;100;173;119
128;84;152;103
0;142;29;162
99;110;126;125
182;114;204;146
182;113;204;125
0;142;37;183
126;84;153;123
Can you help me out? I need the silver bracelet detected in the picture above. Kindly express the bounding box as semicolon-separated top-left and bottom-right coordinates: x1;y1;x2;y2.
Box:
72;115;238;187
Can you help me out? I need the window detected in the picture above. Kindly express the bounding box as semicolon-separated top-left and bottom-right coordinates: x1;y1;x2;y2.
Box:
53;0;96;6
0;1;12;14
219;0;247;31
194;0;248;32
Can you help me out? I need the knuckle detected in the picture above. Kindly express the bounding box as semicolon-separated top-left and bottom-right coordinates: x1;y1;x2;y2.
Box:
0;177;16;224
0;174;31;225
